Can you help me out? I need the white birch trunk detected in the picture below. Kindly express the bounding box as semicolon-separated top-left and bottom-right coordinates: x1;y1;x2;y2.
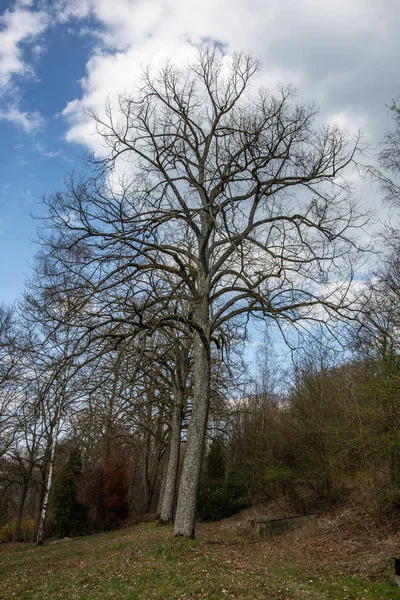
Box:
36;404;61;545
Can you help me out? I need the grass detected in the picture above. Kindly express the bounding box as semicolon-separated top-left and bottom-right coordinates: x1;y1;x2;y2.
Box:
0;520;397;600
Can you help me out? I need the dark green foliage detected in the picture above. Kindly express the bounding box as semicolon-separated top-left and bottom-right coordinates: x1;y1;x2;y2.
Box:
52;450;87;537
206;438;226;484
197;474;247;521
197;438;246;521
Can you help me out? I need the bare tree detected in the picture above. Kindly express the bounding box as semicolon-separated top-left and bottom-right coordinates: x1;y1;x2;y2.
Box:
0;306;26;460
375;98;400;209
43;46;367;537
8;396;45;542
0;306;16;389
21;275;89;544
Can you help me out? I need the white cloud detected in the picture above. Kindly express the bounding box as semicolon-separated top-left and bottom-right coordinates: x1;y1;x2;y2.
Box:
0;0;398;150
0;106;43;132
55;0;400;152
62;39;199;150
0;2;48;132
0;4;48;92
15;1;35;7
52;0;93;23
0;0;398;215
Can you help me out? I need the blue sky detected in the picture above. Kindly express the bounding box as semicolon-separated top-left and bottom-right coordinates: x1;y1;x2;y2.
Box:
0;5;98;302
0;0;399;305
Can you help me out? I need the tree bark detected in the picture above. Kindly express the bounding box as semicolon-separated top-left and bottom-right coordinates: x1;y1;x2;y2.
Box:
156;453;168;516
141;421;151;513
36;404;61;545
36;435;56;544
160;384;184;524
34;438;52;540
13;477;30;542
141;401;163;513
174;296;210;538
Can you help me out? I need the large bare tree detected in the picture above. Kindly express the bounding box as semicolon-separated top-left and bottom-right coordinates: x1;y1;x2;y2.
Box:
44;46;367;537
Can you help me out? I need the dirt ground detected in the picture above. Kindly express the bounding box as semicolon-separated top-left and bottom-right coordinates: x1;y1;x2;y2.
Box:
199;500;400;582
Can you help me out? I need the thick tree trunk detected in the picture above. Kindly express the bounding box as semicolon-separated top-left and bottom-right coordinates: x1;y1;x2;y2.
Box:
159;385;184;524
174;296;210;538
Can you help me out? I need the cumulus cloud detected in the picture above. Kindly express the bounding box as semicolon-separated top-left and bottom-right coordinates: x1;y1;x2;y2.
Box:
1;0;399;167
0;106;43;132
0;2;49;133
54;0;400;152
0;3;48;91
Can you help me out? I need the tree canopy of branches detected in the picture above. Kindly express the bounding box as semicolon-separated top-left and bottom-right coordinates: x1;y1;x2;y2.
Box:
42;46;367;538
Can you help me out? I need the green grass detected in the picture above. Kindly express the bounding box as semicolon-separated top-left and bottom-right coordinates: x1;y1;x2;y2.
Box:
0;522;396;599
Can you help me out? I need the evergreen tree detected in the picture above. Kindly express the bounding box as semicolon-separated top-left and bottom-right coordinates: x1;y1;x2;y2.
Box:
52;450;87;537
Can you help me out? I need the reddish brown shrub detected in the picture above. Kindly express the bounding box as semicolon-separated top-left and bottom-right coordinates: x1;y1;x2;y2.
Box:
78;449;129;531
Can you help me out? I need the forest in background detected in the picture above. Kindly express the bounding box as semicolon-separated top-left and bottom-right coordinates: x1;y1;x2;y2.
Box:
1;46;400;545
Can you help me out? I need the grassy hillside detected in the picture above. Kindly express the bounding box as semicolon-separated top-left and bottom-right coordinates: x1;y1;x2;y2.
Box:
0;514;398;600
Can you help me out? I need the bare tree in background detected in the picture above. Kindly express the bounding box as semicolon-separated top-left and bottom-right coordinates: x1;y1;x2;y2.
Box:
22;273;89;544
44;46;368;537
0;306;27;460
0;306;15;389
375;98;400;209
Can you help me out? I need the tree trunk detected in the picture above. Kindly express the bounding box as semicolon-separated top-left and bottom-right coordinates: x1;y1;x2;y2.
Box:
146;406;166;513
160;385;184;524
34;446;51;540
174;296;210;538
156;453;168;516
36;412;60;545
36;442;55;544
13;477;30;542
141;423;151;513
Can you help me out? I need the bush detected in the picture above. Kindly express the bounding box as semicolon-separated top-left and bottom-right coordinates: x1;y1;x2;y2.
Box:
78;448;129;531
206;439;226;483
52;450;87;537
0;521;13;543
373;484;400;524
0;516;34;543
197;475;247;521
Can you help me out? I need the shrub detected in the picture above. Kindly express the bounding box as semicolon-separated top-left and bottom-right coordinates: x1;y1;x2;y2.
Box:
206;439;226;483
372;484;400;524
19;515;35;541
197;475;246;521
0;521;13;543
78;448;129;531
0;516;34;543
52;450;87;537
102;451;130;528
